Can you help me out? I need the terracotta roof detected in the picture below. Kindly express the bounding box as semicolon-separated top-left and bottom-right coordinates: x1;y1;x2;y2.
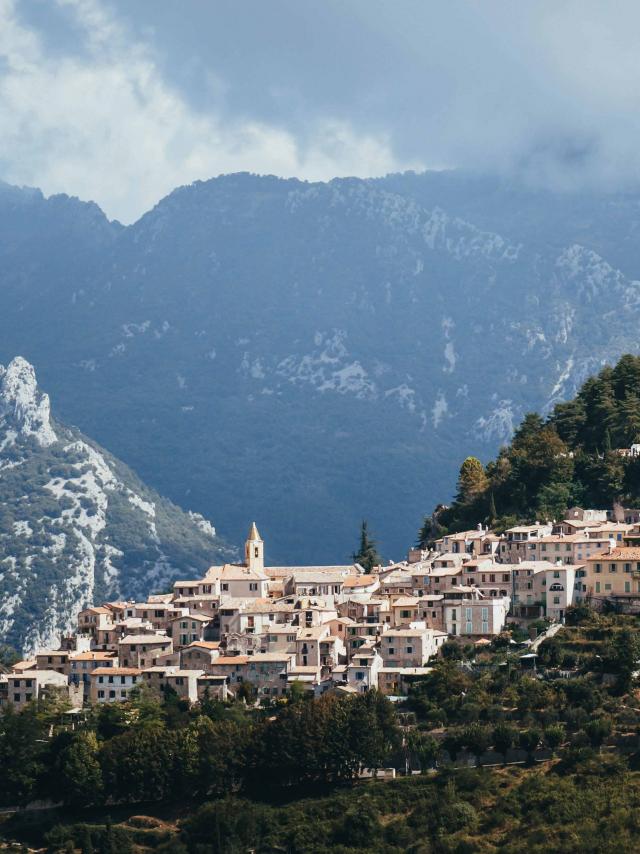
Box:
11;659;36;671
211;656;250;665
588;548;640;560
391;596;421;607
186;641;220;650
343;575;377;587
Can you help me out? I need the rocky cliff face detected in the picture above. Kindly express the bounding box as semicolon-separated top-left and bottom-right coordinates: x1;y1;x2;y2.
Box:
2;172;640;562
0;357;233;653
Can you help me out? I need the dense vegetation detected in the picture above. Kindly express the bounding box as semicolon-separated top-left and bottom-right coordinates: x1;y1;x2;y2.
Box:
4;609;640;851
421;354;640;539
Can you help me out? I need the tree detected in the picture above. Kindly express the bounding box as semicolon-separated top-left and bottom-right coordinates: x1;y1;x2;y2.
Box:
611;628;640;693
462;723;491;766
416;516;432;549
616;392;640;446
181;716;250;798
100;724;179;803
488;492;497;524
544;723;565;754
0;704;47;806
518;728;541;765
456;457;488;504
442;729;464;762
288;680;308;704
352;520;381;571
536;481;570;522
492;722;517;764
54;731;104;807
584;717;612;750
407;731;440;773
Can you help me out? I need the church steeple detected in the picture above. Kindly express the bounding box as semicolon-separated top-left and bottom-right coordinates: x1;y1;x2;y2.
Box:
245;522;264;572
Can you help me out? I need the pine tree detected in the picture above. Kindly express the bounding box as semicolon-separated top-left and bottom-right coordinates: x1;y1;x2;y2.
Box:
617;391;640;446
416;516;431;549
352;520;381;571
455;457;488;504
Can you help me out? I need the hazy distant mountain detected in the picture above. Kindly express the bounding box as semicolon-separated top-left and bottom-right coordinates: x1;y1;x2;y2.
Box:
1;172;640;563
0;356;233;653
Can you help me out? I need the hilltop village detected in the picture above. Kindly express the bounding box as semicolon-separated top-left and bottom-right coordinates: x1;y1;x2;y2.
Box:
3;507;640;712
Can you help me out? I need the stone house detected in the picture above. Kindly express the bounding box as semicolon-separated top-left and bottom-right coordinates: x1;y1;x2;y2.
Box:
90;667;141;703
118;634;173;668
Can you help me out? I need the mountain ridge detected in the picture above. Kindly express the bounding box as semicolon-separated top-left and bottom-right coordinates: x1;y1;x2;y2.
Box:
0;356;234;654
2;171;640;562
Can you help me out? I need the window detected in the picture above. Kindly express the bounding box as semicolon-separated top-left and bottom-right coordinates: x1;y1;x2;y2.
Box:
595;563;602;573
553;570;560;578
481;607;488;620
482;621;489;633
553;596;560;605
98;690;105;699
355;672;365;681
465;621;473;634
249;583;258;591
465;607;472;620
595;581;601;593
406;646;413;654
610;563;617;573
625;563;632;573
221;583;229;591
388;647;395;655
13;693;20;703
605;583;612;591
625;581;631;593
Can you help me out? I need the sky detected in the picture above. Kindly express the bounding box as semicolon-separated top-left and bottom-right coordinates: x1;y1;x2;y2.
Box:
1;0;640;223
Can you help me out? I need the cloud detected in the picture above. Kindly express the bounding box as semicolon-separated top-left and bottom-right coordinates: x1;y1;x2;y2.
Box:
0;0;420;223
4;0;640;223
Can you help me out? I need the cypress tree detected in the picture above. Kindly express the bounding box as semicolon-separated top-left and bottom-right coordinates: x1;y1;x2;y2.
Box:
352;521;381;571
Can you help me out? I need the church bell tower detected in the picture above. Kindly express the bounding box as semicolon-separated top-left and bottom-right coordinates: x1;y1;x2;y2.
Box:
245;522;264;572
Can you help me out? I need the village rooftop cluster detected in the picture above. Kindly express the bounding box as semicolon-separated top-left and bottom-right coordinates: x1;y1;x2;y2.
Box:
3;510;640;710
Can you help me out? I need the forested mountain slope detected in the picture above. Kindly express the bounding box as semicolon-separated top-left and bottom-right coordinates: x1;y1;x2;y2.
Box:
430;354;640;537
